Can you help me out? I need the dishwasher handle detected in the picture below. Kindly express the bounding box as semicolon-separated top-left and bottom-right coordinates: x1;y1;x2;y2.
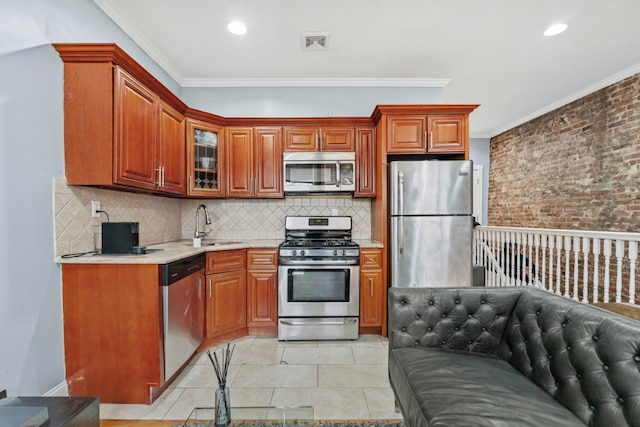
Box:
162;253;206;285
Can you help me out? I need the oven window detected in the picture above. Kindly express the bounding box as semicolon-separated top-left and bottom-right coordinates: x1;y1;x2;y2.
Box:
287;269;350;302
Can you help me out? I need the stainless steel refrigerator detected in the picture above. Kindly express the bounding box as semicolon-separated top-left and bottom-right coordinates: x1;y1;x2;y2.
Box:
390;160;473;288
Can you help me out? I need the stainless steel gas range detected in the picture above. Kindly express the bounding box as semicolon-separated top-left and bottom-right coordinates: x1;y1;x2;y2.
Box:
278;216;360;341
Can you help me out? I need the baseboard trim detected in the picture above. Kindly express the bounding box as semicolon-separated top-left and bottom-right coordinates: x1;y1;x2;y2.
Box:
44;381;68;397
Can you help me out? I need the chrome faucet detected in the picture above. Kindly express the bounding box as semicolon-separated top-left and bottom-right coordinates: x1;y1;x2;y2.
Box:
194;204;212;238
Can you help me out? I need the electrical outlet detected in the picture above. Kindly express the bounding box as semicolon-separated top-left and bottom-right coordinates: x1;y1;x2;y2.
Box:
91;201;101;218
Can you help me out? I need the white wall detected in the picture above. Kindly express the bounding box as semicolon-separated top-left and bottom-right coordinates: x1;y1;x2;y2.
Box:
0;0;180;396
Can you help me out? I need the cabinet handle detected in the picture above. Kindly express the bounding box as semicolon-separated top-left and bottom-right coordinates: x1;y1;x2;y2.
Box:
429;131;433;147
424;131;428;147
370;280;374;297
315;134;319;150
209;278;212;298
156;167;162;186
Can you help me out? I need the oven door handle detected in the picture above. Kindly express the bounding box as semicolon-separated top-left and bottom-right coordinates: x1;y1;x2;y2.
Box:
279;259;359;266
280;319;358;326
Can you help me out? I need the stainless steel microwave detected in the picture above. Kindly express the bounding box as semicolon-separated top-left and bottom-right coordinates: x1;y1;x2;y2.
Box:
283;152;356;193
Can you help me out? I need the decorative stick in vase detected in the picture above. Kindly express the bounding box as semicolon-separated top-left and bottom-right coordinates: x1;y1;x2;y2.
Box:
206;343;235;426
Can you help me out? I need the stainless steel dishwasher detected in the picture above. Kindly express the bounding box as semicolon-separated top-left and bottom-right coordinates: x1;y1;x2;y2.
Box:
161;253;206;380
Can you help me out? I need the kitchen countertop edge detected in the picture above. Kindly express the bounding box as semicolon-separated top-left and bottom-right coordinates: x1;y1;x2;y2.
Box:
56;239;383;264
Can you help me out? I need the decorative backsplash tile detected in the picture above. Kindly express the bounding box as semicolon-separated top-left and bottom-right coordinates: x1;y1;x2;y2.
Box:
53;178;372;257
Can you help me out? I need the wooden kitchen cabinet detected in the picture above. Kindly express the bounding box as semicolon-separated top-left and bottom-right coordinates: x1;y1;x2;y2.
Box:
226;127;283;198
283;125;355;151
384;110;470;155
427;115;466;153
355;126;376;197
359;249;384;333
187;119;224;197
61;264;165;404
55;44;187;195
247;249;279;335
205;250;247;340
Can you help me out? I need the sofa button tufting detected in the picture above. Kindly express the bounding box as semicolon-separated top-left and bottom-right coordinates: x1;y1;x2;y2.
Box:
576;374;581;379
617;397;624;405
589;406;596;412
495;315;500;319
455;300;460;304
634;355;640;362
603;365;609;371
415;315;420;319
469;314;473;318
536;311;540;315
566;346;571;351
442;340;447;344
427;327;432;332
541;331;546;336
442;314;447;318
562;323;566;327
401;300;406;305
415;341;420;346
481;300;486;304
429;300;434;305
455;327;460;331
482;327;487;331
548;355;552;360
401;327;407;332
592;335;598;342
468;340;472;344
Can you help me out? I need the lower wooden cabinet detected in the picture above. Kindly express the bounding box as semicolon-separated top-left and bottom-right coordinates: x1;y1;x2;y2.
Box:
247;249;278;335
205;250;247;340
61;264;164;404
359;249;384;333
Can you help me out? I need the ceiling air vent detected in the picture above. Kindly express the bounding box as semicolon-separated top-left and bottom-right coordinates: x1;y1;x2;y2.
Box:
302;32;329;51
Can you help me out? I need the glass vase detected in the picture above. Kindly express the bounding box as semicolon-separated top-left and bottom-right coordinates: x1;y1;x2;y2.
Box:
215;384;230;426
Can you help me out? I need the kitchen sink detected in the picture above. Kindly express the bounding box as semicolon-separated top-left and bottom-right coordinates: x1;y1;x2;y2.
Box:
181;240;240;247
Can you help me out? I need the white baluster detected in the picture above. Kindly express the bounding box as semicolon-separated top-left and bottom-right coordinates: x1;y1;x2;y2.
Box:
556;235;563;295
615;240;624;303
548;235;556;293
603;239;612;303
582;237;590;303
592;239;601;303
534;234;541;286
629;241;637;304
572;236;580;301
516;233;522;285
541;235;548;291
564;235;572;298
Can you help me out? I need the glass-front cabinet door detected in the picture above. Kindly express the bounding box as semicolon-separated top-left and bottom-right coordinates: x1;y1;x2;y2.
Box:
186;119;224;197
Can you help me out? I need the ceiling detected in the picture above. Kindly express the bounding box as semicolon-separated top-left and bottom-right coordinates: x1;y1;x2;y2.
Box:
94;0;640;138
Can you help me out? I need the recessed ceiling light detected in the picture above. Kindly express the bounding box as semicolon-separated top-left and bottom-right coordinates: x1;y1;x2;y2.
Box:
227;21;247;35
544;23;568;37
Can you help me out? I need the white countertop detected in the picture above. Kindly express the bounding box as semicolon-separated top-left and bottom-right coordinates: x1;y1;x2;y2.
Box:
56;239;383;265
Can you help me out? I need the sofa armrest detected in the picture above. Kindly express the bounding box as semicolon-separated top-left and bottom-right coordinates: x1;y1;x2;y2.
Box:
388;287;522;355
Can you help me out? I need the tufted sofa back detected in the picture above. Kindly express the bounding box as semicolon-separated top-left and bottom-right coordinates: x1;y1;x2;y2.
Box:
388;286;640;427
498;287;640;427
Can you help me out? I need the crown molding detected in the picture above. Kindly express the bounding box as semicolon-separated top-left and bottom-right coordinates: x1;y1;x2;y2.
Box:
490;61;640;138
93;0;186;84
181;77;451;88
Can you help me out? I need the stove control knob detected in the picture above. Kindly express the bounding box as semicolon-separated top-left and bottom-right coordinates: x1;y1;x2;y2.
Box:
292;250;297;256
300;250;306;256
342;249;347;256
333;249;338;256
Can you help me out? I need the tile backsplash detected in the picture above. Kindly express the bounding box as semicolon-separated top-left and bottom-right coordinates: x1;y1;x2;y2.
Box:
54;178;372;257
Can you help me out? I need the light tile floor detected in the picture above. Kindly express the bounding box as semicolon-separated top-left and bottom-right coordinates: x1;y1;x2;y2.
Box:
100;335;404;422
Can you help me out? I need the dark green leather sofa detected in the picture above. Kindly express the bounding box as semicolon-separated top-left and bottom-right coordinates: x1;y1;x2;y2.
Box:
388;286;640;427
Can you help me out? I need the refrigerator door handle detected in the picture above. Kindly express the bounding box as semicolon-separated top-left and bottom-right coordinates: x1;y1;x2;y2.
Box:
398;170;404;215
398;218;404;261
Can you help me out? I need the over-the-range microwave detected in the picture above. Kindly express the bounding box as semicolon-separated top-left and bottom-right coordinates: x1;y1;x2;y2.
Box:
283;152;355;193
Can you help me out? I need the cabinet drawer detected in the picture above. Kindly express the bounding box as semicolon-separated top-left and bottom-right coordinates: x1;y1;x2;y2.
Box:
247;249;278;270
207;250;247;274
360;249;383;269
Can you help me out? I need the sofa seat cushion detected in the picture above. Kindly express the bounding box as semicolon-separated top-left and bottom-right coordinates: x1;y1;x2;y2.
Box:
389;347;586;427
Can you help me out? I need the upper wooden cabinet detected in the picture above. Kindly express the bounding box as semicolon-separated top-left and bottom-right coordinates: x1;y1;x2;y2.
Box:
54;44;187;196
186;119;224;197
283;125;355;152
226;127;283;198
355;126;376;197
374;105;478;156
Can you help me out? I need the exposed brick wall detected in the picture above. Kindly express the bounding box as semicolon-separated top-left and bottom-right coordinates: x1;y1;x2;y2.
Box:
489;73;640;231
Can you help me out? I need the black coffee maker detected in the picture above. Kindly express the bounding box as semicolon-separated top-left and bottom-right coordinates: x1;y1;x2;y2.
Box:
101;222;139;254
